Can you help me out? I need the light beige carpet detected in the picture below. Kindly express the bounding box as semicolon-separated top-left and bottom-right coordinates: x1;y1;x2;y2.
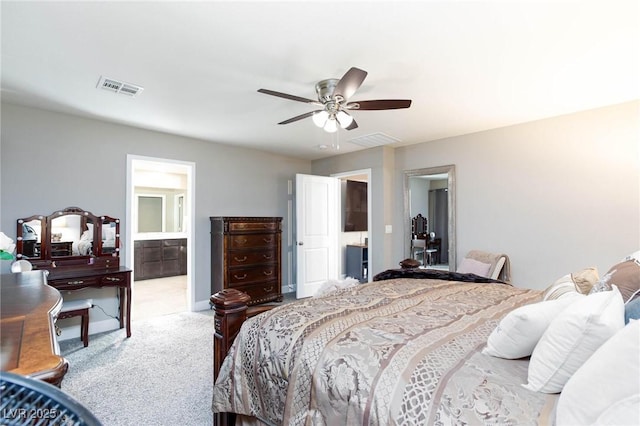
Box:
59;310;215;426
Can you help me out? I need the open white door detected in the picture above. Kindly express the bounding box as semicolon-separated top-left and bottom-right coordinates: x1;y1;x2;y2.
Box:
295;174;340;298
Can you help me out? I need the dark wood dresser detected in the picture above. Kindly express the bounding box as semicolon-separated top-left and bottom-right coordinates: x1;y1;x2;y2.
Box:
134;238;187;280
210;216;282;306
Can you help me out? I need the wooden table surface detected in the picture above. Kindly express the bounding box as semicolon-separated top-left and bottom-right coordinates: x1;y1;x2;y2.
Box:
1;271;68;386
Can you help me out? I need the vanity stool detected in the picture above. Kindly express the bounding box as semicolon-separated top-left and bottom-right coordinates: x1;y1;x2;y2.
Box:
58;299;93;347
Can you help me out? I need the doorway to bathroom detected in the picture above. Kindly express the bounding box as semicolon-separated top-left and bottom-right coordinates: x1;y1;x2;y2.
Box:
126;155;195;321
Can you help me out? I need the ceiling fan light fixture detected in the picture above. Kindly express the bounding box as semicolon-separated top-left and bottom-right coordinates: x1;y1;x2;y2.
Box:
312;110;329;128
258;66;411;132
323;117;338;133
336;110;353;129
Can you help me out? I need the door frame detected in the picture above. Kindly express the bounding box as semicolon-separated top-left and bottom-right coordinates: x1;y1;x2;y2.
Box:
126;155;196;312
331;168;372;281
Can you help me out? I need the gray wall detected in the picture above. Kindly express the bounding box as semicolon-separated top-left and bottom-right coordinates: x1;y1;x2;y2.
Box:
312;146;396;277
314;101;639;290
1;103;311;323
395;101;638;289
2;100;638;330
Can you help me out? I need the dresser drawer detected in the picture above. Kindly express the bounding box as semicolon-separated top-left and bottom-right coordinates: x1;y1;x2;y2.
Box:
229;234;277;249
228;221;279;233
100;273;128;285
49;272;128;290
49;276;100;290
227;265;278;286
228;248;277;267
236;282;280;305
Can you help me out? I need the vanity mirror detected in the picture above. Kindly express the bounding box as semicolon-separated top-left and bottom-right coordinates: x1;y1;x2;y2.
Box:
16;206;120;269
14;206;132;338
16;215;45;260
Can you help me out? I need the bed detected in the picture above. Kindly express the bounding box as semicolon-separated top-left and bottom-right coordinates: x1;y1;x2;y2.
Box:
211;270;559;425
211;259;639;426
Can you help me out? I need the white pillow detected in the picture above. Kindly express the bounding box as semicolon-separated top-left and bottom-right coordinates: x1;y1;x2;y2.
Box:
556;320;640;426
523;286;625;393
483;293;583;359
457;257;491;277
542;274;579;301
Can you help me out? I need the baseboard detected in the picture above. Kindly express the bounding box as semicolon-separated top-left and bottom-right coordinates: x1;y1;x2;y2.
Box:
57;318;120;342
194;299;213;312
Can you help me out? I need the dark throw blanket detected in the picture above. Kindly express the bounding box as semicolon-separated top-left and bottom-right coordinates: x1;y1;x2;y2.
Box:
373;268;509;284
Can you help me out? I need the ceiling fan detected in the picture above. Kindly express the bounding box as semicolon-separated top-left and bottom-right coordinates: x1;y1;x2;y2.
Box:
258;67;412;133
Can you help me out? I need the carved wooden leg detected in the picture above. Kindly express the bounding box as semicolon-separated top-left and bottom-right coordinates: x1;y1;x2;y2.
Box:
210;289;251;426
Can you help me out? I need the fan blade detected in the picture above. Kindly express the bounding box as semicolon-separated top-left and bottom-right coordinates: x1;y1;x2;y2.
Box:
333;67;368;101
277;110;320;125
258;89;321;105
345;99;412;110
345;118;358;131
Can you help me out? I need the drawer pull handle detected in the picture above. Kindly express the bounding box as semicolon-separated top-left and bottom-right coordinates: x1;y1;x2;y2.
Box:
105;277;121;282
263;270;273;276
234;256;248;262
233;274;247;280
262;254;272;260
237;238;248;244
67;280;84;285
263;286;274;292
262;238;273;243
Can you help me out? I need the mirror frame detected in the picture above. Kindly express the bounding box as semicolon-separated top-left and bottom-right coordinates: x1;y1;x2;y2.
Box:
99;215;121;257
16;215;46;261
15;206;120;270
403;165;456;271
48;207;100;259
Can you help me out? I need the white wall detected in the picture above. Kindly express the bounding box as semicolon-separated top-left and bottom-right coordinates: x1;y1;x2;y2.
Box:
393;101;639;289
1;103;311;327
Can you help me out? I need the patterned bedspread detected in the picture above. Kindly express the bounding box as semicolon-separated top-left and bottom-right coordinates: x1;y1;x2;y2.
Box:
212;278;559;425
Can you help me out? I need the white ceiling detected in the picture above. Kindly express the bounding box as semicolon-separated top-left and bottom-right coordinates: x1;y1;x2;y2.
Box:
2;1;638;161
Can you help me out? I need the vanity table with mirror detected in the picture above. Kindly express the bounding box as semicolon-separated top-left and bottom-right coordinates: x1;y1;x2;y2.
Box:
15;206;132;338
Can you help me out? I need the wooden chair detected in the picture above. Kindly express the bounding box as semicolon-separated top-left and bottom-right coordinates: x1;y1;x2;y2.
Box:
58;299;93;347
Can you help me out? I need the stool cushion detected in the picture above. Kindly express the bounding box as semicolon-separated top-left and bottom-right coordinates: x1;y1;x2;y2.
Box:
61;299;93;312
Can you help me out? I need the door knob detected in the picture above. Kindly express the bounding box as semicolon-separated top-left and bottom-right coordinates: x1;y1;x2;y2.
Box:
298;241;304;246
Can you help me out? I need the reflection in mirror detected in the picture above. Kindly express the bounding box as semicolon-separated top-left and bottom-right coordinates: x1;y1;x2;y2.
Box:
51;213;97;257
49;209;99;258
135;190;186;234
138;195;164;232
16;216;44;260
404;165;456;271
100;216;120;256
